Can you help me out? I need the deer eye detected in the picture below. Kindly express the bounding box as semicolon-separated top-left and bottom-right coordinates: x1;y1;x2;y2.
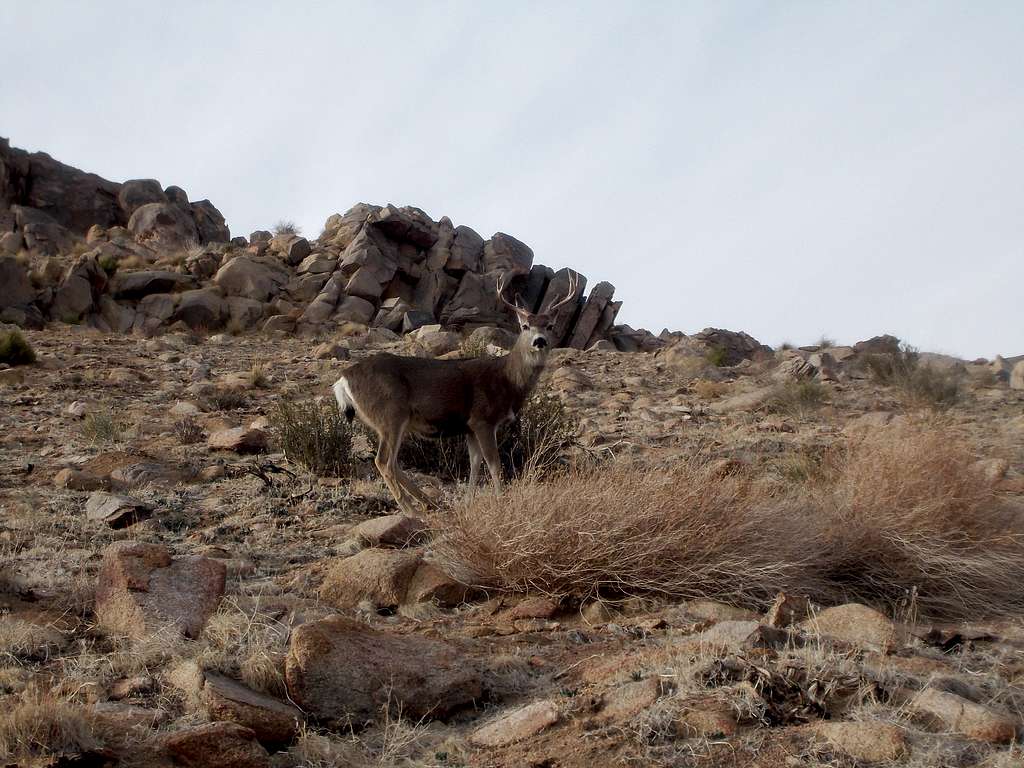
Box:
546;324;555;331
521;323;529;331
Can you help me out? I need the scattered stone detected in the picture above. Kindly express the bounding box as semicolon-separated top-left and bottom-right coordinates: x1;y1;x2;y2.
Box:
799;603;897;652
109;675;154;700
163;722;270;768
92;701;167;730
54;467;109;491
85;492;152;528
675;698;739;738
684;600;759;623
812;720;909;762
312;341;350;360
501;596;560;621
202;672;301;746
208;427;268;454
597;677;672;724
906;688;1017;743
404;563;474;607
470;700;560;747
349;514;428;547
691;621;761;651
319;548;422;610
95;541;225;639
285;614;482;725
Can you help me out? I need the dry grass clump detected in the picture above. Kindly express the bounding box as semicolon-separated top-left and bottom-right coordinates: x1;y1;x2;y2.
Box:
0;687;102;763
0;329;36;366
193;600;290;697
0;618;66;664
437;423;1024;619
271;398;355;477
173;415;205;444
199;387;249;412
81;409;131;444
810;423;1024;617
861;345;963;410
766;380;827;416
436;459;810;605
691;378;729;400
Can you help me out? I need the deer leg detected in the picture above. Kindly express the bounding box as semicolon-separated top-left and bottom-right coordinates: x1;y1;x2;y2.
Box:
395;466;439;510
472;424;503;494
374;422;420;514
466;432;483;491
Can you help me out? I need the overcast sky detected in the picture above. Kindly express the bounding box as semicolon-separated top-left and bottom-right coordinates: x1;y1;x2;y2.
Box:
2;2;1020;357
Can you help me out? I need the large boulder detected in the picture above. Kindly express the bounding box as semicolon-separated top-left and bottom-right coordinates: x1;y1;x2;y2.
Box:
339;228;398;303
539;268;586;346
1010;360;1024;391
51;253;108;320
11;204;73;255
118;179;167;218
112;270;196;300
690;328;773;365
128;202;200;250
371;204;438;249
285;614;482;725
190;199;230;243
0;256;34;309
2;140;123;233
95;541;225;639
269;234;310;266
171;288;227;330
213;257;287;302
483;232;533;273
447;225;485;273
567;281;615;349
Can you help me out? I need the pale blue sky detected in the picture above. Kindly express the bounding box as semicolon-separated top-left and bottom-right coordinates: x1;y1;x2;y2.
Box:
2;2;1021;357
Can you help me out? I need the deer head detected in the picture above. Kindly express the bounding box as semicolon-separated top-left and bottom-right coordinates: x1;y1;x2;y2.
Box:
496;270;579;356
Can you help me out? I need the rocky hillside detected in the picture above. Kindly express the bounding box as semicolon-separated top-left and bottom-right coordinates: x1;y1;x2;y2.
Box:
0;138;659;351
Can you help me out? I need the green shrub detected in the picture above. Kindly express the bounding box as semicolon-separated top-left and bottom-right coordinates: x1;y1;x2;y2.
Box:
97;254;119;276
0;331;36;366
705;345;728;367
81;411;129;444
861;345;962;410
270;399;355;477
459;335;492;359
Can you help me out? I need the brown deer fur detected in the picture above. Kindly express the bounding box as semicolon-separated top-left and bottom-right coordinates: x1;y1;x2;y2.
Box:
333;274;577;512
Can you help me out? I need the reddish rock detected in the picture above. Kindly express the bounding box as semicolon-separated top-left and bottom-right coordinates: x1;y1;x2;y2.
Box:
350;514;428;548
207;427;268;454
764;592;812;627
470;700;560;747
405;563;473;607
285;614;481;726
907;688;1017;744
799;603;897;652
501;596;559;620
319;548;422;610
163;722;270;768
95;541;225;639
202;672;301;746
813;721;909;762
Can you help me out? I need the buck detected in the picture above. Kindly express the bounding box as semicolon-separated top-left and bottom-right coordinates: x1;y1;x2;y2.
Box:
333;271;578;512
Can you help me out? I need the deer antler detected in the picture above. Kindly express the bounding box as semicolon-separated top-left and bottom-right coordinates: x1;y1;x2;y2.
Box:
496;271;528;314
546;270;580;312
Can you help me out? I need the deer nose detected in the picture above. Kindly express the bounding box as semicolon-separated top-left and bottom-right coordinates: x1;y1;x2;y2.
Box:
532;337;548;349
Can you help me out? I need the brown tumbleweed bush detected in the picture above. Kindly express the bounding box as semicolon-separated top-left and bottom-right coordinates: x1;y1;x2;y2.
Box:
435;423;1024;619
435;458;817;606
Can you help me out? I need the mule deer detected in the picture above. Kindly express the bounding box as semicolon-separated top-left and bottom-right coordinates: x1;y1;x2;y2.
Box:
333;271;578;512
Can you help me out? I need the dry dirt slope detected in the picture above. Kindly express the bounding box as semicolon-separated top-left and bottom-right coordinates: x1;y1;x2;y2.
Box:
1;325;1023;767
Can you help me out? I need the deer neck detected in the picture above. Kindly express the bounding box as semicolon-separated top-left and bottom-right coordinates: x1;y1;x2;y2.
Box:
503;337;547;393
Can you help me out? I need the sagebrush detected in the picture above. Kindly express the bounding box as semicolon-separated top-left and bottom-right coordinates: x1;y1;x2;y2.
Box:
0;329;36;366
271;398;355;476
